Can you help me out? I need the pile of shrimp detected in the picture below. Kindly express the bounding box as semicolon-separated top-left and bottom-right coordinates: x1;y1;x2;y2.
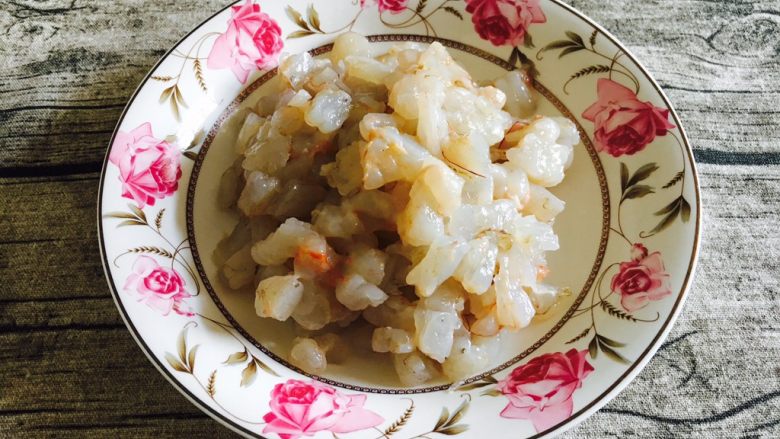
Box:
215;33;579;385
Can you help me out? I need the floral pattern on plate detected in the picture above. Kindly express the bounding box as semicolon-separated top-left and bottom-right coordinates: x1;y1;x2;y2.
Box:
99;1;700;438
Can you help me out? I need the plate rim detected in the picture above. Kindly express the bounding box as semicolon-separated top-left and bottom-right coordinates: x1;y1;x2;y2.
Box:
96;1;702;437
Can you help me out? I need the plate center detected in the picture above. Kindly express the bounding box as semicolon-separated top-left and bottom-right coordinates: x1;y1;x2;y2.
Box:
187;36;609;391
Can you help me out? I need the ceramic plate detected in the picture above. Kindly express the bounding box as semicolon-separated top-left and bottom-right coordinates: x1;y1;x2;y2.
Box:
98;1;701;437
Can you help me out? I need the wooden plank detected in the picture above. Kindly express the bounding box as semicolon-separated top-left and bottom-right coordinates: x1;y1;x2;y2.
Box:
0;327;231;438
0;0;226;170
0;175;106;300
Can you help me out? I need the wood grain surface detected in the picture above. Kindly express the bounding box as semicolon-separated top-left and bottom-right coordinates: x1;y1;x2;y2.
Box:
1;0;778;437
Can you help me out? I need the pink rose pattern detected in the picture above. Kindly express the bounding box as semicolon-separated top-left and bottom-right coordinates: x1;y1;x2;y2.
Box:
124;256;193;317
207;0;283;83
611;243;672;312
582;78;676;157
263;379;383;439
465;0;546;47
109;122;182;208
361;0;409;13
498;349;594;432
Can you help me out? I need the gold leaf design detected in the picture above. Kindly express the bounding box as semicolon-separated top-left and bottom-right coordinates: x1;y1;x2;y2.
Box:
187;344;200;373
160;84;186;121
116;219;147;228
240;359;258;387
288;30;316;39
456;375;497;391
433;398;470;435
285;5;309;30
128;204;147;223
193;58;207;93
126;246;173;259
223;350;249;365
165;352;188;373
159;85;175;103
307;4;322;32
154;209;165;230
206;370;217;398
151;75;174;82
384;399;414;437
253;356;280;377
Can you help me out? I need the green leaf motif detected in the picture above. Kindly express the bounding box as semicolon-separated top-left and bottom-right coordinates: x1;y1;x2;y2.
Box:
569;64;610;81
654;197;682;216
597;334;626;348
416;0;428;14
681;197;691;222
559;46;584;58
542;40;580;51
644;196;686;237
600;300;645;323
566;326;591;344
523;33;535;49
626;163;659;188
565;31;584;46
507;47;519;67
620;162;629;192
588;337;598;359
442;6;463;20
599;342;630;364
662;171;684;189
622;184;654;201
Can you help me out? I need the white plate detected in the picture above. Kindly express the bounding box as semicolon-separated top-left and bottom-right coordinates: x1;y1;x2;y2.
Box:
98;1;701;437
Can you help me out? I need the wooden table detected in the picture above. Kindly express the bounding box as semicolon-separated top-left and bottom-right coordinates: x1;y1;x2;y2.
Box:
1;1;778;437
